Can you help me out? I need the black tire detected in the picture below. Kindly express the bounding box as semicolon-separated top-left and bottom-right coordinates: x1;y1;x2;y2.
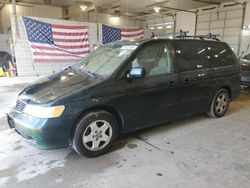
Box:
207;89;230;118
72;111;119;158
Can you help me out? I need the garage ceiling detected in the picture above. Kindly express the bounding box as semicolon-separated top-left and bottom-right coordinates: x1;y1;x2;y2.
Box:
0;0;245;18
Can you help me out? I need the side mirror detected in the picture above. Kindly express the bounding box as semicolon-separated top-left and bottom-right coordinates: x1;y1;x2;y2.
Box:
127;67;146;79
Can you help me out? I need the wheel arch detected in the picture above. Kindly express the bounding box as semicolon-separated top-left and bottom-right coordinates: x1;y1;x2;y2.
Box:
221;86;232;100
69;105;125;144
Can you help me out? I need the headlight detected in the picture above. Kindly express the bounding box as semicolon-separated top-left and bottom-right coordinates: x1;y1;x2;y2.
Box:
23;104;65;119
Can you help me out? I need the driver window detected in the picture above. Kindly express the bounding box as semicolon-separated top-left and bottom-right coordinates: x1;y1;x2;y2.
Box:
131;42;174;76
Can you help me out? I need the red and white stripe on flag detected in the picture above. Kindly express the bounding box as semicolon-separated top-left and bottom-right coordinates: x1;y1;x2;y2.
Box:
32;25;90;62
121;28;144;40
23;16;90;63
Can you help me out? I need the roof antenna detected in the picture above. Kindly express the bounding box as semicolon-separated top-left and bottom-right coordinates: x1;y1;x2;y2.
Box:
208;33;220;41
176;30;189;39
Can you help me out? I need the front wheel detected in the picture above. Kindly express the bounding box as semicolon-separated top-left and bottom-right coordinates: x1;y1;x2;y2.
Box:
207;89;230;118
72;111;119;158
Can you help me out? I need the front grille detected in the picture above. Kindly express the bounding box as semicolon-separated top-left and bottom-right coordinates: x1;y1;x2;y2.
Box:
15;100;26;112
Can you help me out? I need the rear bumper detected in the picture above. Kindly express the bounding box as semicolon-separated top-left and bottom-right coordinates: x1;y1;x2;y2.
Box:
7;109;70;149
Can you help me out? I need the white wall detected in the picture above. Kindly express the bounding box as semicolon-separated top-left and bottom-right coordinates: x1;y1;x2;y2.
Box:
1;3;146;76
176;11;196;36
13;14;146;76
68;6;145;28
145;16;175;38
0;34;12;54
13;16;99;76
196;4;243;54
0;5;12;34
0;4;63;34
244;3;250;26
241;3;250;56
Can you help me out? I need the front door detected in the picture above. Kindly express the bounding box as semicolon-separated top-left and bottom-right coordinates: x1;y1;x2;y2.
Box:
124;41;179;131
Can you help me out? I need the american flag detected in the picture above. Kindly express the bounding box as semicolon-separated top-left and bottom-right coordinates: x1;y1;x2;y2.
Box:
23;16;90;63
102;24;144;44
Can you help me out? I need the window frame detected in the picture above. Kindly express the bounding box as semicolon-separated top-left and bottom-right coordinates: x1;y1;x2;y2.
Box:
125;40;175;78
173;40;212;73
206;41;235;68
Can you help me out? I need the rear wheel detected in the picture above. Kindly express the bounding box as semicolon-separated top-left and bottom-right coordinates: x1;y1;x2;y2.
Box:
207;89;230;118
72;111;118;158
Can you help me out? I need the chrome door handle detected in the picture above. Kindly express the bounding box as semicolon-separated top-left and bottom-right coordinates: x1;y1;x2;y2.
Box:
198;73;205;77
168;81;176;87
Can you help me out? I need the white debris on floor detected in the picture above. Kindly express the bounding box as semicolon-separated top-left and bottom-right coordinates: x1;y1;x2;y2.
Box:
0;129;70;183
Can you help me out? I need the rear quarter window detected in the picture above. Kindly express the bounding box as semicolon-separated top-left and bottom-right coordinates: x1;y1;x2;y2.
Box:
173;40;210;72
207;42;236;67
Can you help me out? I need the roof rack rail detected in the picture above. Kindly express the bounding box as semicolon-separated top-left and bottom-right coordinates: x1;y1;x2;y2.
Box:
175;31;221;41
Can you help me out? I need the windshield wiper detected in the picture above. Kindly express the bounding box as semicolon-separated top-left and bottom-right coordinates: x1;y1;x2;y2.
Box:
78;69;96;78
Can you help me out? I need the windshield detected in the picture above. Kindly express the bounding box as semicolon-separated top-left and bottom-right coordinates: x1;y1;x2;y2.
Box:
72;43;138;77
244;54;250;60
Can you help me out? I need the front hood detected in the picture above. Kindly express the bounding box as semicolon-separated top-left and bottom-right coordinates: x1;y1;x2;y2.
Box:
19;70;102;104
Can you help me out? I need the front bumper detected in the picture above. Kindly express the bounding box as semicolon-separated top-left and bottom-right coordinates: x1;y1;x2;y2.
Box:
7;109;71;149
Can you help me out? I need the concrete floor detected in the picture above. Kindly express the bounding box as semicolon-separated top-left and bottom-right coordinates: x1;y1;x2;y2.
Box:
0;77;250;188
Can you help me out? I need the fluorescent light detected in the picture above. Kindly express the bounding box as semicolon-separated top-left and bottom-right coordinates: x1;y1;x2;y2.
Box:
157;26;163;29
243;25;248;30
110;15;120;25
110;15;119;19
80;5;87;11
154;7;161;13
148;22;174;27
150;27;155;30
166;25;172;29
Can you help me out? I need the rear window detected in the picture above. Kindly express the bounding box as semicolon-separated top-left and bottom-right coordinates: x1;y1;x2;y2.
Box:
207;42;235;67
173;40;210;72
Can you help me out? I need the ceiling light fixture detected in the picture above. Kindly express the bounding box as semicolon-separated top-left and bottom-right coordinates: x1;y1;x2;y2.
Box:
110;15;120;25
80;5;87;11
110;15;119;19
154;7;161;13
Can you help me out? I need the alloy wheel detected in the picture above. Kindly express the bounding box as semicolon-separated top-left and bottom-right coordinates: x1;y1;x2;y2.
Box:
215;93;228;114
82;120;113;151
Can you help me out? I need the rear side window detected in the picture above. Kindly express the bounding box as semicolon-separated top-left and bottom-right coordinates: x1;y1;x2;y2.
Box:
207;42;235;67
173;41;210;72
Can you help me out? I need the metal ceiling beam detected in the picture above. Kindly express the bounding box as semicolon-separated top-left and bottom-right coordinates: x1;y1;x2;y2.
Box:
133;10;174;20
3;0;61;7
231;0;245;5
44;0;52;5
192;0;221;5
95;0;120;9
0;0;10;11
161;6;197;13
191;0;221;5
146;0;197;14
145;0;170;8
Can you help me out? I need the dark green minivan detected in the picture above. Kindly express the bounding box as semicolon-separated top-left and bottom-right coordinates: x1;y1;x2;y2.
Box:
7;38;240;157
